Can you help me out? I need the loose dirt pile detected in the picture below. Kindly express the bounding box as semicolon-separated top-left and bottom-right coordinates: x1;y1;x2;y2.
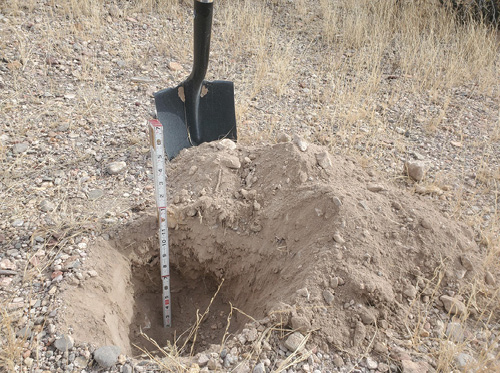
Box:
59;137;485;362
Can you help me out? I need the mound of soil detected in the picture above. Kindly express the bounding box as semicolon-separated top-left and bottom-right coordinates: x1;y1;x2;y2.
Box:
59;138;481;357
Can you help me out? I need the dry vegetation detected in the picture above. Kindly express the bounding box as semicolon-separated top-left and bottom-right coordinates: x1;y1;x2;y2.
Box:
1;0;499;371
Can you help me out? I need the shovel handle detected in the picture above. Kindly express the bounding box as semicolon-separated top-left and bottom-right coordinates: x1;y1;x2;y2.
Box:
184;0;214;144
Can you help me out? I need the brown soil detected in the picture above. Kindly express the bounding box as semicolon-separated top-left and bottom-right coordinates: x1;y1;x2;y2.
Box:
59;138;482;357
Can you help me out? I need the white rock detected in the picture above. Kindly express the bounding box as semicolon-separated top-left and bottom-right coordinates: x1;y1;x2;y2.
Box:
365;357;378;370
106;161;127;175
405;160;429;181
284;332;304;351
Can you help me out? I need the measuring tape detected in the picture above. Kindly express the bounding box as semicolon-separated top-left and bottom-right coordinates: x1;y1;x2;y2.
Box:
147;119;171;327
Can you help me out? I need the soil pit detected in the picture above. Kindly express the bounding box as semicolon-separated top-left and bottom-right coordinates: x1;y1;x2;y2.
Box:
60;139;486;358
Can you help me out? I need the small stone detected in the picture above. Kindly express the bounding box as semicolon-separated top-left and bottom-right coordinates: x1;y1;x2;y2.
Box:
217;138;237;150
400;359;430;373
222;155;241;169
13;143;29;154
24;357;34;368
440;295;467;316
94;345;121;368
243;328;258;342
87;189;104;200
460;255;473;271
293;135;308;151
291;315;311;333
403;284;418;299
11;219;24;227
378;362;390;372
454;353;476;371
39;199;55;212
54;334;74;352
88;270;98;277
365;357;378;370
333;232;345;244
330;277;339;288
332;354;344;367
284;332;304;351
296;287;309;298
74;356;89;368
485;271;496;285
367;183;385;192
109;4;122;17
277;133;291;143
207;358;217;370
420;218;432;229
16;326;32;339
253;362;265;373
322;290;334;305
315;152;332;169
197;353;209;367
373;341;388;354
392;201;402;210
358;307;376;325
405;160;429;181
106;161;127;175
168;61;183;71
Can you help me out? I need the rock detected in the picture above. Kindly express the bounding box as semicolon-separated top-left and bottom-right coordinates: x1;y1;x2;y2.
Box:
106;161;127;175
332;354;344;367
16;326;32;338
440;295;467;316
87;189;104;200
403;284;418;299
217;138;237;150
420;218;432;229
207;357;217;370
460;255;473;271
24;357;33;368
378;362;390;372
400;360;430;373
330;277;339;288
233;361;250;373
39;199;55;212
243;328;258;342
88;270;98;277
296;287;309;298
322;290;334;305
353;321;366;347
445;322;465;343
293;135;308;151
365;357;378;370
358;307;376;325
74;356;89;368
13;143;29;154
367;183;385;192
253;362;265;373
333;232;345;244
373;341;388;354
277;133;291;143
284;332;304;351
168;61;182;71
11;219;23;227
94;345;121;368
405;160;429;181
222;155;241;169
485;271;496;285
291;315;311;333
454;353;476;371
54;334;74;352
109;4;122;17
123;364;133;373
315;152;332;169
197;353;209;367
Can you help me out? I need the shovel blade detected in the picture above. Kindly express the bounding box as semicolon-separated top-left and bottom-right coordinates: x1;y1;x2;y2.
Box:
154;80;237;160
154;86;191;160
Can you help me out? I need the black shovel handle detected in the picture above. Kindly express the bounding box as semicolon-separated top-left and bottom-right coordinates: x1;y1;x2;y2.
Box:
184;0;213;144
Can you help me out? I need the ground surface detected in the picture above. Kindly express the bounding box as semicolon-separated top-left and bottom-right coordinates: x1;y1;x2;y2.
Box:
0;1;499;372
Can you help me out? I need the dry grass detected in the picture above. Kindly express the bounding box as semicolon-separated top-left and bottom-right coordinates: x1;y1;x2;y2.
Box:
1;0;499;371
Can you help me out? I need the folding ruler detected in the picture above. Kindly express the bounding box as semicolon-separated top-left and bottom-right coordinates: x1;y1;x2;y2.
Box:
147;119;171;327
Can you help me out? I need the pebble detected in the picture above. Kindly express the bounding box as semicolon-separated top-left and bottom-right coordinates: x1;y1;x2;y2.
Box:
168;61;183;71
403;284;418;298
54;334;74;352
322;290;334;305
405;160;429;181
11;219;24;227
365;357;378;370
460;255;473;271
198;353;209;367
353;321;366;347
485;271;496;285
296;288;309;298
123;364;133;373
333;232;345;244
13;142;29;154
367;183;385;192
445;322;465;342
332;354;344;367
358;307;376;325
74;356;89;368
440;295;467;316
278;133;291;142
284;332;304;351
106;161;127;175
93;345;121;368
330;277;339;288
315;152;332;169
420;218;432;229
218;138;237;150
293;135;308;151
291;315;311;333
454;353;476;371
39;199;55;212
253;362;265;373
222;155;241;169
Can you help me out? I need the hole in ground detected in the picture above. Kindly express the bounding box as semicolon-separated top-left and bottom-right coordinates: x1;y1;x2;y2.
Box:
130;264;236;354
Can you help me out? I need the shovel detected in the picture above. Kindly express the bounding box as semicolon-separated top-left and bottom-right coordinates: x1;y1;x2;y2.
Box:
154;0;237;160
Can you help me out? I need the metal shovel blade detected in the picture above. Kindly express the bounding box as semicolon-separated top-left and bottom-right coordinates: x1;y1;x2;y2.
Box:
154;0;237;161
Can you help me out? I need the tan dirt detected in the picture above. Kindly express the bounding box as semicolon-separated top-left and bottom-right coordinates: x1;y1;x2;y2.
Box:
59;138;482;357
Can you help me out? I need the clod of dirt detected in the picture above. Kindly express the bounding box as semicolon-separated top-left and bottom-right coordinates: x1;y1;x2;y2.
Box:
59;139;481;356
